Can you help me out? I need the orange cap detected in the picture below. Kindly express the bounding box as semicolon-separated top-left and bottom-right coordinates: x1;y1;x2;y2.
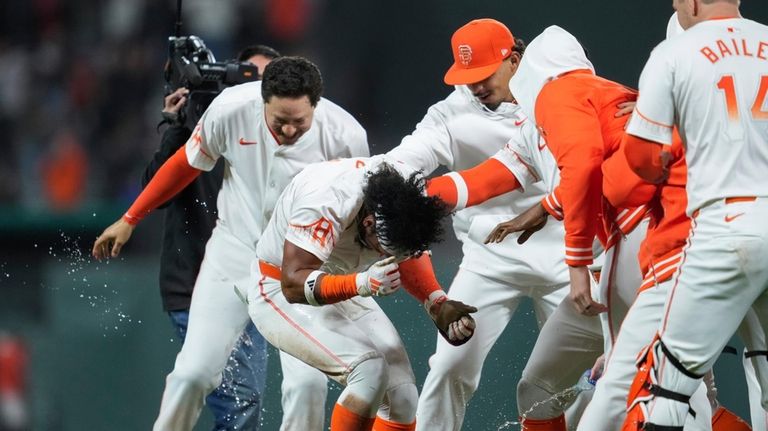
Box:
444;19;515;85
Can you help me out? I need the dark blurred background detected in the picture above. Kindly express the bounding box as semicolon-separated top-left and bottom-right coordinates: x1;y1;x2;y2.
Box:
0;1;765;430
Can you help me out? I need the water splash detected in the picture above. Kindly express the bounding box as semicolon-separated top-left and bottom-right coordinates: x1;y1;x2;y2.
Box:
46;231;140;336
495;384;587;430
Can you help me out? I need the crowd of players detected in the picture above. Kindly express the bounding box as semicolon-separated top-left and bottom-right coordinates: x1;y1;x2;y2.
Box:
92;0;768;430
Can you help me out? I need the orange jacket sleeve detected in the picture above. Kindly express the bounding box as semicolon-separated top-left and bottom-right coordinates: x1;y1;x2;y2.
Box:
123;145;202;224
425;158;520;210
541;187;564;220
536;88;604;266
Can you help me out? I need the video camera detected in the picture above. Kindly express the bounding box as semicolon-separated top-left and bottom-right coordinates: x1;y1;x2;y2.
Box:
163;33;259;129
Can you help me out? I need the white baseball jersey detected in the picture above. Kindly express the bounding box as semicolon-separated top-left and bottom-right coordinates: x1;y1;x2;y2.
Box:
184;81;369;249
387;86;567;286
256;155;415;273
627;17;768;215
491;124;560;195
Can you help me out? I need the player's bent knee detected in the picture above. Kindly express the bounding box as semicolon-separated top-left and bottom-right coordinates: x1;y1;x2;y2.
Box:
382;382;419;423
517;374;564;419
166;367;220;397
336;355;391;418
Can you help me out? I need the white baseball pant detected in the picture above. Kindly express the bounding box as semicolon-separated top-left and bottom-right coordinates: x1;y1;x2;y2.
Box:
642;198;768;427
740;307;768;431
415;267;568;431
515;222;647;427
577;278;712;431
248;262;418;424
152;225;325;431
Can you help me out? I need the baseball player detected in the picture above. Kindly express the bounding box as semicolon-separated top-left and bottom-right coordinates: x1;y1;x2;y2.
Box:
385;19;572;431
620;0;768;429
249;155;477;431
92;57;369;431
578;13;758;431
141;45;280;431
426;25;655;430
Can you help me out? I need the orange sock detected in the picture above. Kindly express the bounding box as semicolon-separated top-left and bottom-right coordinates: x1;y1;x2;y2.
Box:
330;403;376;431
520;414;566;431
372;416;416;431
711;406;752;431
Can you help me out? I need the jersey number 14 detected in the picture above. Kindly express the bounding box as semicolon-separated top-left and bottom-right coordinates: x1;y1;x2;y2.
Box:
716;75;768;121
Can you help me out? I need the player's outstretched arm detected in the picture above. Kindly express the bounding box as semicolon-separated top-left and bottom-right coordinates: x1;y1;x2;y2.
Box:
426;158;521;210
91;146;202;260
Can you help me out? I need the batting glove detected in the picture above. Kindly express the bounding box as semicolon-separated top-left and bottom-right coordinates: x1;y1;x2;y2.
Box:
356;256;401;297
426;292;478;346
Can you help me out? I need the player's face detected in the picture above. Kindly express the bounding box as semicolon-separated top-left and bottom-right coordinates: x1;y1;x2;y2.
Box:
264;95;315;146
466;53;520;110
246;54;273;79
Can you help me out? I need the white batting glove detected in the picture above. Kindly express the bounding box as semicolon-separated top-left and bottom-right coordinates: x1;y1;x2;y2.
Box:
355;256;401;297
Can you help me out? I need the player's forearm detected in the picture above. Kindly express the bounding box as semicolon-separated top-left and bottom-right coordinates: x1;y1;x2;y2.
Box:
602;150;657;209
124;145;202;225
561;160;602;266
624;134;670;184
426;158;521;210
398;253;443;305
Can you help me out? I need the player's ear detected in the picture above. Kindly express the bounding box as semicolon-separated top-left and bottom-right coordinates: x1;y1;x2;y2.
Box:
361;214;375;230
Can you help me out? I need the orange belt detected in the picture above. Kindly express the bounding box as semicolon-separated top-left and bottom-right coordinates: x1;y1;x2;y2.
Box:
259;260;282;280
725;196;756;204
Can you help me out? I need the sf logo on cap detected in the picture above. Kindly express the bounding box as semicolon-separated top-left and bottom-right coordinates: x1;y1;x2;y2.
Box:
458;45;473;66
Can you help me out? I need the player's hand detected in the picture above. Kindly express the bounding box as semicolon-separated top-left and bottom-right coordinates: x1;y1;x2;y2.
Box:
590;354;605;382
427;294;478;346
163;88;189;115
356;256;401;297
569;266;607;316
485;203;548;244
615;101;636;118
92;218;135;260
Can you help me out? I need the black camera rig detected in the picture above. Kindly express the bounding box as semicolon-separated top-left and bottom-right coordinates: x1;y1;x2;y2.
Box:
163;0;259;129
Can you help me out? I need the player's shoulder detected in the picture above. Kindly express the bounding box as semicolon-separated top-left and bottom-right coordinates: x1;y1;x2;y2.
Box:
205;81;263;117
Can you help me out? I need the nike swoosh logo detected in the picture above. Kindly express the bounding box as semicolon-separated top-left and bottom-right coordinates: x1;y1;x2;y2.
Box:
239;138;258;146
724;213;745;222
514;119;526;126
538;141;547;151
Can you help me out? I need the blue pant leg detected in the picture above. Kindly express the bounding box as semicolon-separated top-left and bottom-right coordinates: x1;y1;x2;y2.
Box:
168;311;268;430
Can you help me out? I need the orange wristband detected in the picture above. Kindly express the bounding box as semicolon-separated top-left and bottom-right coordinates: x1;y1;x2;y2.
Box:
314;273;359;305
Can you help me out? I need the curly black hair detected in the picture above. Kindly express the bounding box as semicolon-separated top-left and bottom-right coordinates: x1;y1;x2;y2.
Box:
261;56;323;107
363;163;450;256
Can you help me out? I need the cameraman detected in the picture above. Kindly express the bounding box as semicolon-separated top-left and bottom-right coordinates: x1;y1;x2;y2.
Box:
142;45;280;430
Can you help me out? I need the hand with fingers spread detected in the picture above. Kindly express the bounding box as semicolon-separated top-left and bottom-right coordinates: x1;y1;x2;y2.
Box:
92;217;135;259
485;202;548;245
568;265;607;316
427;294;478;346
356;256;401;297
